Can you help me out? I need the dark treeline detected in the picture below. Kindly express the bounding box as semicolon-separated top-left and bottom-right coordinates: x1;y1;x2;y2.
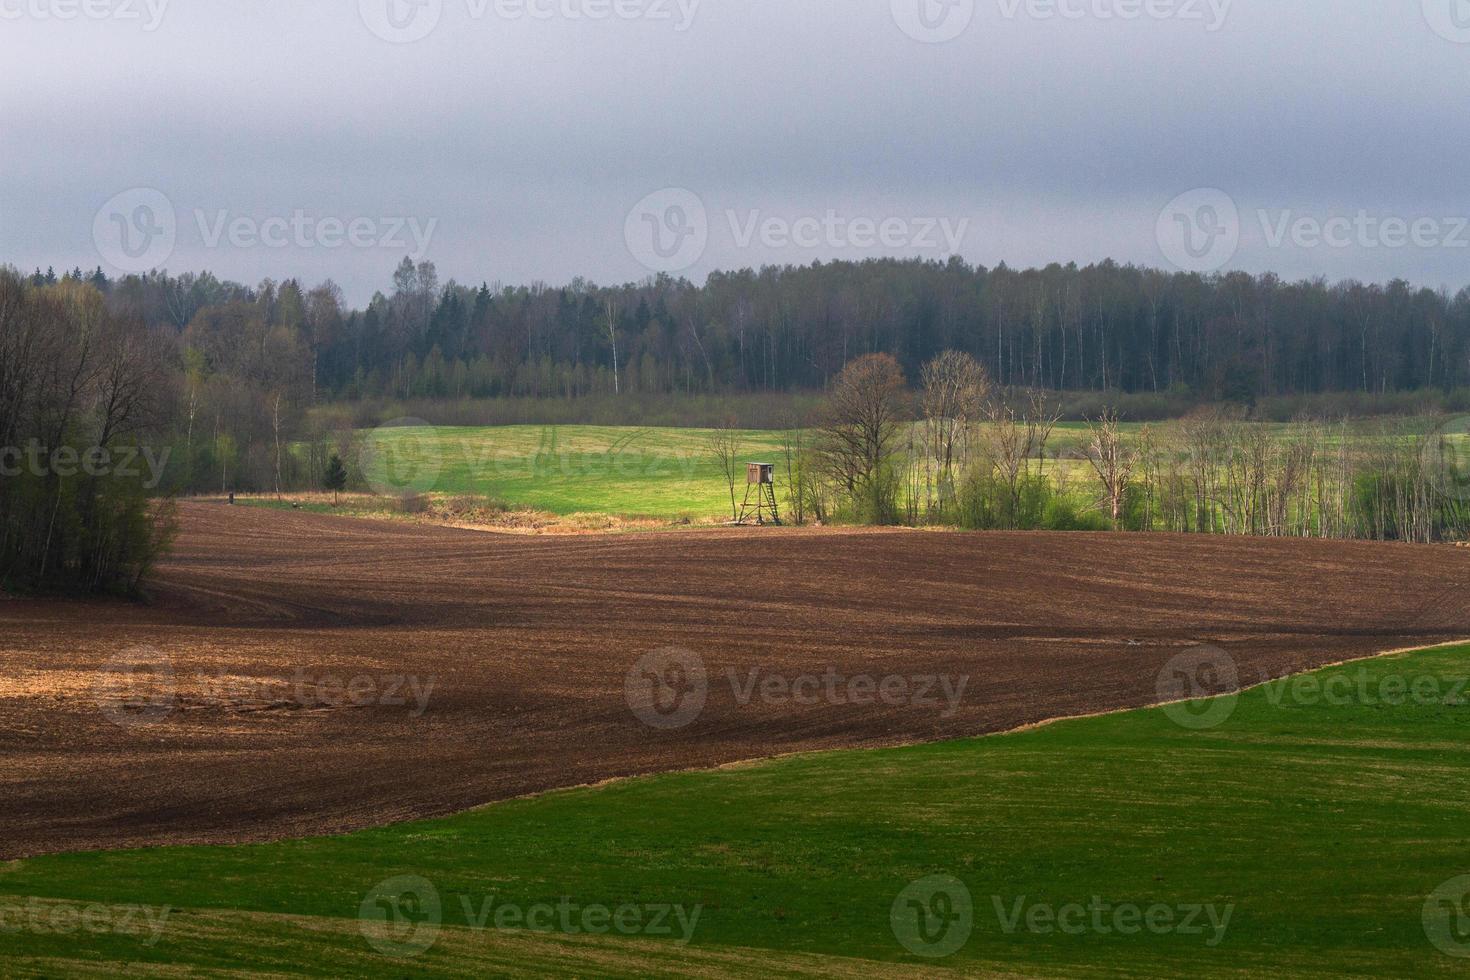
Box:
27;255;1470;408
0;272;175;594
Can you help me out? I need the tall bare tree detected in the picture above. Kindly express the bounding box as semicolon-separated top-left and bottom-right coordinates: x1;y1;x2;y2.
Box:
920;350;991;517
705;417;743;521
603;299;621;396
818;353;909;506
778;413;810;526
982;389;1060;518
1084;409;1136;529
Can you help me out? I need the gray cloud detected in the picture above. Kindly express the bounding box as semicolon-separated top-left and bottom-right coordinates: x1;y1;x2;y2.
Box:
3;0;1469;303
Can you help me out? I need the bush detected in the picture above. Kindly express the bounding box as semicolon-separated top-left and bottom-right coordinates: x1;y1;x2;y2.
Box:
1341;456;1470;543
391;492;431;515
1042;494;1111;532
1118;483;1154;532
955;471;1106;531
850;467;904;526
0;448;178;596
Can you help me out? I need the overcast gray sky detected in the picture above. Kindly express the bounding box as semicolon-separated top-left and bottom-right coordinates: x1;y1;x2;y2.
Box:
3;0;1469;304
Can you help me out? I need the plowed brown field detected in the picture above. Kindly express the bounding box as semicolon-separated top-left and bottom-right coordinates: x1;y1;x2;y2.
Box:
3;502;1467;859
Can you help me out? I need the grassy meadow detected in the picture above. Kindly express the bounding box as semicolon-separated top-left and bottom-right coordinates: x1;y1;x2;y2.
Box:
269;421;1140;522
350;423;791;520
247;418;1470;536
5;643;1470;977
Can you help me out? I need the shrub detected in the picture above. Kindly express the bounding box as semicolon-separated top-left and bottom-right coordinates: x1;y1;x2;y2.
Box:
1041;494;1111;532
391;492;431;515
955;469;1111;532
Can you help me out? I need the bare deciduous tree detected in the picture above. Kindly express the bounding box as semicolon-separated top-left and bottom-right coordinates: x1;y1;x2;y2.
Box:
1084;409;1136;529
920;350;990;517
603;299;620;396
982;389;1059;517
818;354;909;516
779;413;810;526
705;417;743;522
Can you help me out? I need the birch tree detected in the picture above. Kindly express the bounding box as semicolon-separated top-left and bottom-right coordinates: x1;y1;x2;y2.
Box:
1084;410;1135;529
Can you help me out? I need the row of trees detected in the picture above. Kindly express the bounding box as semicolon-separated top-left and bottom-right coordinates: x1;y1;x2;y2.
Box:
754;351;1469;543
1088;414;1467;543
45;254;1470;409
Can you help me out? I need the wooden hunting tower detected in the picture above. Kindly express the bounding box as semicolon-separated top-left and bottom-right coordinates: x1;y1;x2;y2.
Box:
737;463;782;525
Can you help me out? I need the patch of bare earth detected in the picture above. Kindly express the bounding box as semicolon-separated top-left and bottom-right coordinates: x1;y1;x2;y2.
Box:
227;492;694;535
1;501;1467;858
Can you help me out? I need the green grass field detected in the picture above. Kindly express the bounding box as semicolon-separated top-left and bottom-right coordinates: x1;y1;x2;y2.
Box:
353;423;790;519
328;422;1106;522
5;644;1469;977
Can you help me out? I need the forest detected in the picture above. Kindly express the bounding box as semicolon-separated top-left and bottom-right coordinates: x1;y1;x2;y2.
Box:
23;254;1470;407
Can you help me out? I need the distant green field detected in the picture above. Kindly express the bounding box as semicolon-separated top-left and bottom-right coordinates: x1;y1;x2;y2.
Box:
335;420;1463;525
352;424;790;519
5;644;1470;977
334;422;1112;521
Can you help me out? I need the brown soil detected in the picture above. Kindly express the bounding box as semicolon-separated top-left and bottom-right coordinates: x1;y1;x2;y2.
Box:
2;502;1467;859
